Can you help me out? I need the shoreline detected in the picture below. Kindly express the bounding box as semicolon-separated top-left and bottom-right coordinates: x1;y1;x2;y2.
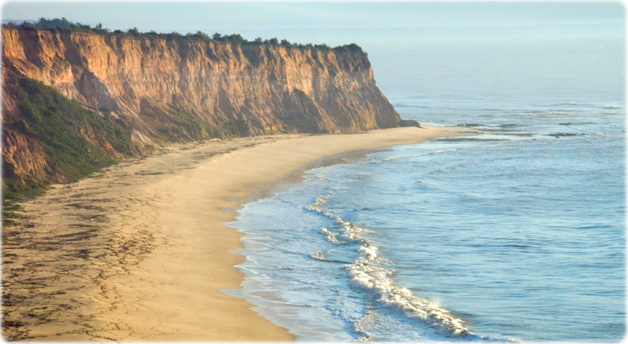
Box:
2;126;474;341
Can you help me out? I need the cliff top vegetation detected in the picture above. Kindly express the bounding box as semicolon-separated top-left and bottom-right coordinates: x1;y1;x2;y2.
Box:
3;17;365;54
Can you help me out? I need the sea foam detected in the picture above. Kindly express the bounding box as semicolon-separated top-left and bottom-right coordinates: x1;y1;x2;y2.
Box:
306;196;478;339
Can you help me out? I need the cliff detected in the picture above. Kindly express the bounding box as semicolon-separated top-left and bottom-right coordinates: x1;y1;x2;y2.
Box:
2;26;401;193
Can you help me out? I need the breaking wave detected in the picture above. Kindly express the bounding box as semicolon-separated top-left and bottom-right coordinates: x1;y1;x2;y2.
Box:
306;196;479;339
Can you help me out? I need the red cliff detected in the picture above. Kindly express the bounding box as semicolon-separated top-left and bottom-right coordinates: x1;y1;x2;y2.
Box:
2;26;400;188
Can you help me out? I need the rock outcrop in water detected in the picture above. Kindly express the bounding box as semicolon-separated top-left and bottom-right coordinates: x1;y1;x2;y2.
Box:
2;25;401;192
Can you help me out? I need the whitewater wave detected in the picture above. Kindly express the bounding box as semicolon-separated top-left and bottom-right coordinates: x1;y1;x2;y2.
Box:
353;307;377;341
321;227;346;245
306;196;478;339
305;195;328;212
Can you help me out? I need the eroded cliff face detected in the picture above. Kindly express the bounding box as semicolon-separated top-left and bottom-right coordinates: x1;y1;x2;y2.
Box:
2;26;400;189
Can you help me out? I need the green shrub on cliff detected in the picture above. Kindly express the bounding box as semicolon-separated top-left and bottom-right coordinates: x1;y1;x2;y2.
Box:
16;79;131;180
158;108;223;141
6;78;136;187
2;78;142;222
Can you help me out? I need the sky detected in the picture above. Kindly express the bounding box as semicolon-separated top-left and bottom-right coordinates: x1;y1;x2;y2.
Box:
2;1;625;103
2;2;624;42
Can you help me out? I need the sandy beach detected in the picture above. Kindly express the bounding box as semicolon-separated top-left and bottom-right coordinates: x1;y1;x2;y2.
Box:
2;126;473;341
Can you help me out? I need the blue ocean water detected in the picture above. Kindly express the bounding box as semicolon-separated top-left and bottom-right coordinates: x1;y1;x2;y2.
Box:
227;97;625;341
222;5;624;341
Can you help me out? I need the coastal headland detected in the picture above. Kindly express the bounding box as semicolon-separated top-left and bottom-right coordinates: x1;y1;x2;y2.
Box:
2;126;473;341
2;20;469;340
2;24;402;195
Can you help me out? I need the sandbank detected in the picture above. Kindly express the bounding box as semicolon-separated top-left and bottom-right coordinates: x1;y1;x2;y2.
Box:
2;126;473;341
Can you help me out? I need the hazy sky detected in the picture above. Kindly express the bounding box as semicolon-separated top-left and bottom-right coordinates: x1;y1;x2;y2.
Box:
2;2;624;43
2;1;625;103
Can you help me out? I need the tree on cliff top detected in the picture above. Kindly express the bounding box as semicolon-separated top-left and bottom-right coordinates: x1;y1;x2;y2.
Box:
35;17;72;30
14;17;108;33
6;18;364;53
280;39;293;48
188;31;210;40
226;33;247;44
127;27;140;36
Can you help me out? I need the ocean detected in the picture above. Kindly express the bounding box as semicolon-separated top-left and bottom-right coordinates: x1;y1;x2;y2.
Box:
225;5;625;342
226;96;625;342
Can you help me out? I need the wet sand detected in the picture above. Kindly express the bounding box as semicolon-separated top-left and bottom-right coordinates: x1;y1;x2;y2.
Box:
2;126;472;341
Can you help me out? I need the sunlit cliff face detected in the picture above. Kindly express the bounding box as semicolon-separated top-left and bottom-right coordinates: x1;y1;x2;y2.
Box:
3;27;399;135
2;26;400;187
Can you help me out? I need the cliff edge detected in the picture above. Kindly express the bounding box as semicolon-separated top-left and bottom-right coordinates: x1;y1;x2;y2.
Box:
2;25;401;193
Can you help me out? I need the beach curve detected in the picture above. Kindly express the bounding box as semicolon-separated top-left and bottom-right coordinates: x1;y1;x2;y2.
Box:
2;126;473;341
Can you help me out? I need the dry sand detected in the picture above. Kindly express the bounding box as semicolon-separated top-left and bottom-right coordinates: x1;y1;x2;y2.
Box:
2;126;474;341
